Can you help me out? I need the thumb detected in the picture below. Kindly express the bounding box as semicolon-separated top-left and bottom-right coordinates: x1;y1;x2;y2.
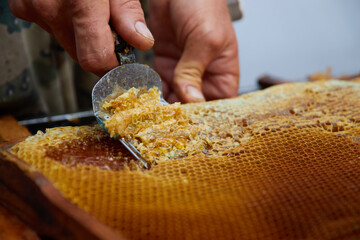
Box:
173;59;206;103
173;27;223;103
110;0;154;50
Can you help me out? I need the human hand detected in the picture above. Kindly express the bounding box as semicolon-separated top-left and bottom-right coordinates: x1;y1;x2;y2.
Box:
149;0;239;103
8;0;154;76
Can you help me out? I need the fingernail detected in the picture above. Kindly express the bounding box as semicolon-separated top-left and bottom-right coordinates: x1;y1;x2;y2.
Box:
135;21;154;41
186;86;205;101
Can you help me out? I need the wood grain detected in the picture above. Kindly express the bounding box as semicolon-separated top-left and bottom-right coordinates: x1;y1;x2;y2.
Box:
0;147;126;240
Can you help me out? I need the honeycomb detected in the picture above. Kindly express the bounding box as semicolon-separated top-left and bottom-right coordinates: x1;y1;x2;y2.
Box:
11;80;360;239
102;87;195;162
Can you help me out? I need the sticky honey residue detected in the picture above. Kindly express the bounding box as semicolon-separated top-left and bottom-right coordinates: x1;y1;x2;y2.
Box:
102;87;203;162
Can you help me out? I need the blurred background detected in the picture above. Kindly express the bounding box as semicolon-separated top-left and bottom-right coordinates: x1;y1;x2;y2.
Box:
234;0;360;92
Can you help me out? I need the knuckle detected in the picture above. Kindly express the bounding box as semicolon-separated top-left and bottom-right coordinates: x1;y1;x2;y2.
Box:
8;1;27;19
203;33;223;51
78;55;102;73
71;6;108;30
174;67;202;86
74;17;100;35
191;24;224;51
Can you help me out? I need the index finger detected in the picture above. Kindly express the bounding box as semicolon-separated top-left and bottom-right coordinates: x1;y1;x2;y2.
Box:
71;0;118;76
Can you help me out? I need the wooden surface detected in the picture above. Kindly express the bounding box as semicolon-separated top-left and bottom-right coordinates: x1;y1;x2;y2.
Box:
0;115;125;240
0;205;40;240
0;115;39;239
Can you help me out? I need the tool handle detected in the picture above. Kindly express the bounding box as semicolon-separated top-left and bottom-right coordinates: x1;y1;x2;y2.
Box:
111;28;136;65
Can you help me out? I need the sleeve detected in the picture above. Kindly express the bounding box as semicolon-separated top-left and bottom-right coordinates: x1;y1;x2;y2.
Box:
227;0;243;21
